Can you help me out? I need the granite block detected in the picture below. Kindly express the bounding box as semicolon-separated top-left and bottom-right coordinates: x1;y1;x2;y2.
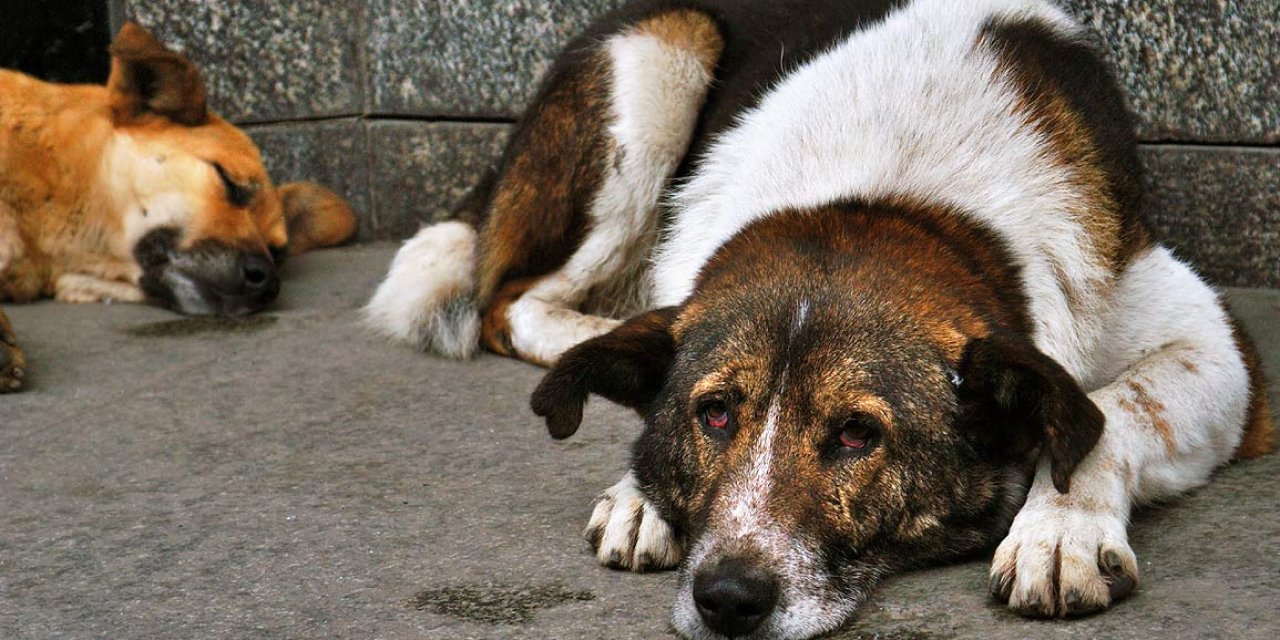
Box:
1141;145;1280;288
1065;0;1279;144
121;0;365;123
247;120;374;241
367;0;622;119
367;121;512;240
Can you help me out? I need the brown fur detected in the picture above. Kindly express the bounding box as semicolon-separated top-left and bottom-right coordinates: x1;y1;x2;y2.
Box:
982;19;1151;280
1229;316;1276;459
474;47;613;308
0;22;356;389
0;308;25;392
481;276;542;358
630;10;724;74
1119;379;1176;457
471;8;723;353
537;199;1105;575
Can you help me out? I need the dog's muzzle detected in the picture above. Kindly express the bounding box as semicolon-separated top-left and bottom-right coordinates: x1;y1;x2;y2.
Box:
135;227;280;316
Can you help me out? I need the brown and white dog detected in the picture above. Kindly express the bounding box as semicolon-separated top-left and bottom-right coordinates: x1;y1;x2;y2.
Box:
367;0;1275;637
0;22;356;393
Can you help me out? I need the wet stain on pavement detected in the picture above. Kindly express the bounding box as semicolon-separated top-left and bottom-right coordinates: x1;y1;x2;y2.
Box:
410;582;595;624
841;630;949;640
125;315;278;338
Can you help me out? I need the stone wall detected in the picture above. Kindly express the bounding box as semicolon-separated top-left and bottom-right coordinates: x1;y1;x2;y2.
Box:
117;0;1279;286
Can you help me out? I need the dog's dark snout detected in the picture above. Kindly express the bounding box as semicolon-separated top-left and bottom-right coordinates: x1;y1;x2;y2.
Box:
693;557;779;637
241;254;274;290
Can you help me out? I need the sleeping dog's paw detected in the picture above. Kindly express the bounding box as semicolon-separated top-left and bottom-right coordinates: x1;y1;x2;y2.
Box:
990;501;1139;618
0;312;25;393
584;472;681;572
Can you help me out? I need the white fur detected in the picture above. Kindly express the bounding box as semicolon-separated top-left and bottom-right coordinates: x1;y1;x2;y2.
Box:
992;247;1250;615
653;0;1105;377
503;28;715;365
363;221;480;359
54;274;145;304
674;379;862;640
586;472;681;571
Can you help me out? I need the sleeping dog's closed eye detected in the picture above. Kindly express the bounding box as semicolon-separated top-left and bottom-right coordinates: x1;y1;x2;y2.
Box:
211;162;256;208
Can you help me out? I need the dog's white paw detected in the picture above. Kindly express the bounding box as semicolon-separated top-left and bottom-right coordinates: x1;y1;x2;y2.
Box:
584;473;681;572
990;501;1139;618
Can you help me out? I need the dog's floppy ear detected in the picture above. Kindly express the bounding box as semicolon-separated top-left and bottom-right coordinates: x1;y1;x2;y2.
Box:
956;334;1104;493
531;307;679;440
278;182;358;256
107;21;208;126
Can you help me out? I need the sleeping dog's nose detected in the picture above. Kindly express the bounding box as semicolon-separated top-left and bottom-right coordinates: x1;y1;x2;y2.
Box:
239;253;279;304
693;557;779;637
241;254;276;291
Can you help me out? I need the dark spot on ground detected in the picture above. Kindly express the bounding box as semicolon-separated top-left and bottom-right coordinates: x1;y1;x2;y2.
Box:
841;630;948;640
125;315;278;337
409;582;595;624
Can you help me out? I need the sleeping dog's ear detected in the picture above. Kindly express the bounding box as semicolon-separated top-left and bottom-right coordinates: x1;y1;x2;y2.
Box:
531;307;679;440
956;334;1105;494
107;22;208;126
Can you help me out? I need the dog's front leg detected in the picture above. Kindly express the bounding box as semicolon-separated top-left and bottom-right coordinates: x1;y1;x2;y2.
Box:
0;308;25;392
584;472;682;572
54;273;145;304
991;249;1265;617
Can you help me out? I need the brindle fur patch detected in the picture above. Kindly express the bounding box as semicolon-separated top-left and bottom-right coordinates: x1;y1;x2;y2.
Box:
981;18;1151;278
474;47;613;308
1228;314;1276;459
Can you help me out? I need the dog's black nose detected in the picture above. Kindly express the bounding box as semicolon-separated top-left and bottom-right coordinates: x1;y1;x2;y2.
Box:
693;557;779;637
241;254;275;290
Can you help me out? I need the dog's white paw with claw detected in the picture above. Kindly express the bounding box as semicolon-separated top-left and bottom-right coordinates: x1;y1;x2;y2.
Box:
584;472;682;572
990;498;1139;618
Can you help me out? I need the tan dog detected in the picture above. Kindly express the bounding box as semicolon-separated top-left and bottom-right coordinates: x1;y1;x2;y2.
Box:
0;22;357;392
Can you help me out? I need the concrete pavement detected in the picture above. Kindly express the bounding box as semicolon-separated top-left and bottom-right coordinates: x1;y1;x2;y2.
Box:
2;244;1277;639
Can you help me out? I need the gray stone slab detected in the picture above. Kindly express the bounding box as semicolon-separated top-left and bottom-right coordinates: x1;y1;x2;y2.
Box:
366;0;622;118
121;0;366;123
367;121;511;240
247;120;374;242
0;246;1277;639
1142;145;1280;288
361;0;1276;143
1065;0;1279;144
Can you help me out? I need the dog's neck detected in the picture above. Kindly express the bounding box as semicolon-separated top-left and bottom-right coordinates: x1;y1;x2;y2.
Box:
0;75;144;281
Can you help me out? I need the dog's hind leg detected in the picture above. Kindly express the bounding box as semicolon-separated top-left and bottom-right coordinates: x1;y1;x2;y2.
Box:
991;247;1272;618
0;308;25;392
366;9;723;364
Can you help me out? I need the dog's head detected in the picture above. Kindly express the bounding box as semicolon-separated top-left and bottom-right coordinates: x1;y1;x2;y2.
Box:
102;22;355;316
533;204;1104;639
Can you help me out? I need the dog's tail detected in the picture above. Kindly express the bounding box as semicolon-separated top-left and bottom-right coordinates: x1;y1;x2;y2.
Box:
363;173;495;360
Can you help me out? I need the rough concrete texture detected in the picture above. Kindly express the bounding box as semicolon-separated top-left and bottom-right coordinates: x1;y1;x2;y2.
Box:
2;245;1277;639
1063;0;1280;144
121;0;1278;141
367;122;512;240
245;118;1280;288
121;0;365;123
247;119;374;241
366;0;623;119
1143;146;1280;288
